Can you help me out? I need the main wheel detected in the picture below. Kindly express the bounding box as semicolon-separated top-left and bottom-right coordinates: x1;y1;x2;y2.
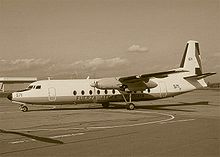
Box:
102;102;110;108
21;106;28;112
127;103;135;110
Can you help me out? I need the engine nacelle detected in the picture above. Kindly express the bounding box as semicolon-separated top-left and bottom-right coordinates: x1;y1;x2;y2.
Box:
91;77;158;91
91;78;122;89
144;80;158;88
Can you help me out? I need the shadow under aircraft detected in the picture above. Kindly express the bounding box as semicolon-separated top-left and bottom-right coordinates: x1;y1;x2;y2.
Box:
28;101;209;112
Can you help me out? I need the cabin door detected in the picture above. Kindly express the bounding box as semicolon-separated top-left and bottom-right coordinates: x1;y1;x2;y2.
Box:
48;87;56;101
159;82;167;98
93;87;97;103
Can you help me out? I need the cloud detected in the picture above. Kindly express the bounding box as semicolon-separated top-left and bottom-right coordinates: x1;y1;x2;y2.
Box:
11;58;50;66
0;58;51;73
0;57;128;78
71;57;128;71
212;52;220;57
128;44;149;53
213;64;220;69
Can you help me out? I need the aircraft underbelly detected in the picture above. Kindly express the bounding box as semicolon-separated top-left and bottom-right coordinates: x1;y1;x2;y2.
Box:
47;94;157;104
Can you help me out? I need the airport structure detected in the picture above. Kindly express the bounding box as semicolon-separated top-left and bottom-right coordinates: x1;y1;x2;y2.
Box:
0;77;37;92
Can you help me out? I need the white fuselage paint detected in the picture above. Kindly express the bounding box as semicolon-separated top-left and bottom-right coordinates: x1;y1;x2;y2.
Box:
11;72;204;105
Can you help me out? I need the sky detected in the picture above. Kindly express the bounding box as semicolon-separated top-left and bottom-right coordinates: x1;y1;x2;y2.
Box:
0;0;219;82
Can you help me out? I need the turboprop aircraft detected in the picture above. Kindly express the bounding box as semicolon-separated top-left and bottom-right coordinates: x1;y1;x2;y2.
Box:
7;41;216;112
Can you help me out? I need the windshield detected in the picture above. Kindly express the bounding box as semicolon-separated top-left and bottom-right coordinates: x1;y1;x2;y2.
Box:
16;84;41;92
27;85;33;89
17;85;34;92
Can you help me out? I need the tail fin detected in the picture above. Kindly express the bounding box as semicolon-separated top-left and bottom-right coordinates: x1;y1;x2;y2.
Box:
180;40;216;88
180;40;202;75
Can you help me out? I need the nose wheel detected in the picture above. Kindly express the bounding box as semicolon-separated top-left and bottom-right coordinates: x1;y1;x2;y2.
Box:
126;103;135;110
19;105;28;112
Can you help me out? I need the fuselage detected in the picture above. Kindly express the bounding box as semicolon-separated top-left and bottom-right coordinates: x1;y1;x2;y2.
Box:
11;73;199;105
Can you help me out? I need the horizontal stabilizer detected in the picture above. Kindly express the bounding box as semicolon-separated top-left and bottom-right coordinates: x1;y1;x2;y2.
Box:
184;72;216;80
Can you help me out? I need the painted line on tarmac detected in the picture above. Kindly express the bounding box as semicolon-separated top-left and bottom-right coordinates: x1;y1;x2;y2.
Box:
8;110;175;145
10;127;86;132
10;140;25;144
160;119;195;124
10;110;175;132
50;132;85;139
87;111;174;129
0;111;20;114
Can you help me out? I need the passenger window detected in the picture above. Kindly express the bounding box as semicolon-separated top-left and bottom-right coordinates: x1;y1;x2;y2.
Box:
104;89;108;94
73;90;77;95
81;90;85;95
97;90;100;95
36;85;41;89
112;89;115;94
89;90;93;95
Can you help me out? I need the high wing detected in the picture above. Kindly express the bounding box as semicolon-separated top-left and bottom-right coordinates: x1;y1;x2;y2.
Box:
0;77;37;92
93;69;188;91
117;69;188;91
119;69;187;82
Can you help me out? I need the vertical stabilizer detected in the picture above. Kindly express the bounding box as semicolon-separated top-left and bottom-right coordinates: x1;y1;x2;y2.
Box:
180;40;202;76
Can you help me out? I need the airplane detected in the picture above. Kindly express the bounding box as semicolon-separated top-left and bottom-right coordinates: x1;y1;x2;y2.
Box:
7;40;216;112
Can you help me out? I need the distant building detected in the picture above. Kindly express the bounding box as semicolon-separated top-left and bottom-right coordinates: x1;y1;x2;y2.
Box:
207;82;220;88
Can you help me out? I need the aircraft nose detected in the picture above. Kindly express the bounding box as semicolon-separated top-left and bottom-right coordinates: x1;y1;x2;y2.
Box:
7;93;12;101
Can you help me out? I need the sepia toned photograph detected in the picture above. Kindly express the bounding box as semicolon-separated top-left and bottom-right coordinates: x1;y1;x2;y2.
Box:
0;0;219;156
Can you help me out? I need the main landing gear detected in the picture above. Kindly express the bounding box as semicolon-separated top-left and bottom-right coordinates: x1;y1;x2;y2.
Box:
126;103;135;110
101;92;135;110
102;102;110;108
121;92;135;110
19;105;28;112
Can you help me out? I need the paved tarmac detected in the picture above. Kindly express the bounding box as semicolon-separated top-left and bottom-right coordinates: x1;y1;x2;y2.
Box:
0;89;219;157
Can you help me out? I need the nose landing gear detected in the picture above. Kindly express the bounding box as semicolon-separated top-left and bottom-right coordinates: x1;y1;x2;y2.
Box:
19;105;28;112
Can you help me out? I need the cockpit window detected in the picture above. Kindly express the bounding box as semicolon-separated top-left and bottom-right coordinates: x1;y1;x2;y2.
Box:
27;85;33;89
36;85;41;89
26;85;41;90
17;85;33;92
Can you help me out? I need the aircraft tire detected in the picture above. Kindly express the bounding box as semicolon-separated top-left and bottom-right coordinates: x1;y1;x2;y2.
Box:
21;106;28;112
127;103;135;110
